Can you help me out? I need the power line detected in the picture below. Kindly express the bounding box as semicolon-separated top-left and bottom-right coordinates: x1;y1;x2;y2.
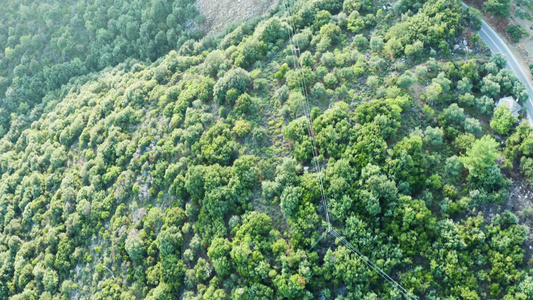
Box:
330;228;415;299
282;0;331;228
281;1;415;299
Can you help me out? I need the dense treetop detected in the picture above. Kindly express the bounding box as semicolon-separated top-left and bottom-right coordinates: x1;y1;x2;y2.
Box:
0;0;533;299
0;0;201;137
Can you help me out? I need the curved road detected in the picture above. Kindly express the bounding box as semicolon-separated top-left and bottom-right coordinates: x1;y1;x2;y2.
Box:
464;3;533;123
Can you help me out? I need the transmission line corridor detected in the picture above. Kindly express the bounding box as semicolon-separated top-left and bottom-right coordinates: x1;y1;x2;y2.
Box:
280;1;416;298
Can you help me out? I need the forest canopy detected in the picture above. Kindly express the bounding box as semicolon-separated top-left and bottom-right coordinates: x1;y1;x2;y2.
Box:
0;0;533;299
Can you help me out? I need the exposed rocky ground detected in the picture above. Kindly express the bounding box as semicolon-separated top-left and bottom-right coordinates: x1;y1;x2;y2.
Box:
196;0;280;35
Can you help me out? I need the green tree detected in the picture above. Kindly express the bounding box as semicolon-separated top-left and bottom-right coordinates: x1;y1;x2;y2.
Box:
464;117;482;136
43;269;59;292
280;186;302;218
275;63;290;81
125;234;145;261
424;126;443;146
459;93;475;107
404;40;424;57
397;70;417;89
445;155;464;177
457;78;473;93
200;122;237;165
426;82;443;103
157;226;183;256
213;68;252;105
432;72;452;93
491;105;518;135
461;135;500;178
370;36;384;52
207;238;233;277
443;103;465;125
260;17;285;44
475;95;495;114
348;12;365;33
343;0;362;14
506;25;529;43
491;53;508;69
316;0;344;14
313;10;332;31
205;50;225;78
484;0;511;17
366;75;379;88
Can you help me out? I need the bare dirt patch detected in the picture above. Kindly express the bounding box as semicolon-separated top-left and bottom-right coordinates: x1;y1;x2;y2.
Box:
196;0;280;35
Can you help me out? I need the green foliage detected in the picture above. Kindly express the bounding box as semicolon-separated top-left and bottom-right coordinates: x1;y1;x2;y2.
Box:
442;103;466;125
463;7;482;31
491;53;508;68
314;23;342;52
125;234;145;261
506;25;530;43
205;50;226;78
283;117;313;162
214;68;252;105
446;155;464;177
157;226;183;256
458;93;475;107
313;10;333;32
347;12;366;33
0;1;530;299
475;95;495;115
370;35;385;52
260;17;287;44
426;82;443;103
343;0;362;14
424;126;444;146
0;0;201;135
397;70;417;89
484;0;512;17
432;72;453;93
464;117;482;136
385;0;462;57
491;105;519;135
316;0;344;14
275;63;290;81
461;135;501;178
515;7;527;19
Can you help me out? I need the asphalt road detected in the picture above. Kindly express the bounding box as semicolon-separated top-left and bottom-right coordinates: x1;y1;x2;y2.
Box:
465;4;533;123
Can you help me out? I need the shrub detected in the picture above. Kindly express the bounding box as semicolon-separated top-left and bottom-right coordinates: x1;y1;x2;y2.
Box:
397;70;417;89
125;234;144;260
475;95;495;115
213;68;252;105
233;120;252;137
458;93;475;107
323;73;338;89
506;25;529;43
320;52;336;68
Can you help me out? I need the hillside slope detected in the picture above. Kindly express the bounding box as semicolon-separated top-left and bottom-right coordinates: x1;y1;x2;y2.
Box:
1;0;533;299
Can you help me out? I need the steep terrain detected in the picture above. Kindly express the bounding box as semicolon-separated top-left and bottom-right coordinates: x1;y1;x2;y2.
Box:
1;0;533;299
